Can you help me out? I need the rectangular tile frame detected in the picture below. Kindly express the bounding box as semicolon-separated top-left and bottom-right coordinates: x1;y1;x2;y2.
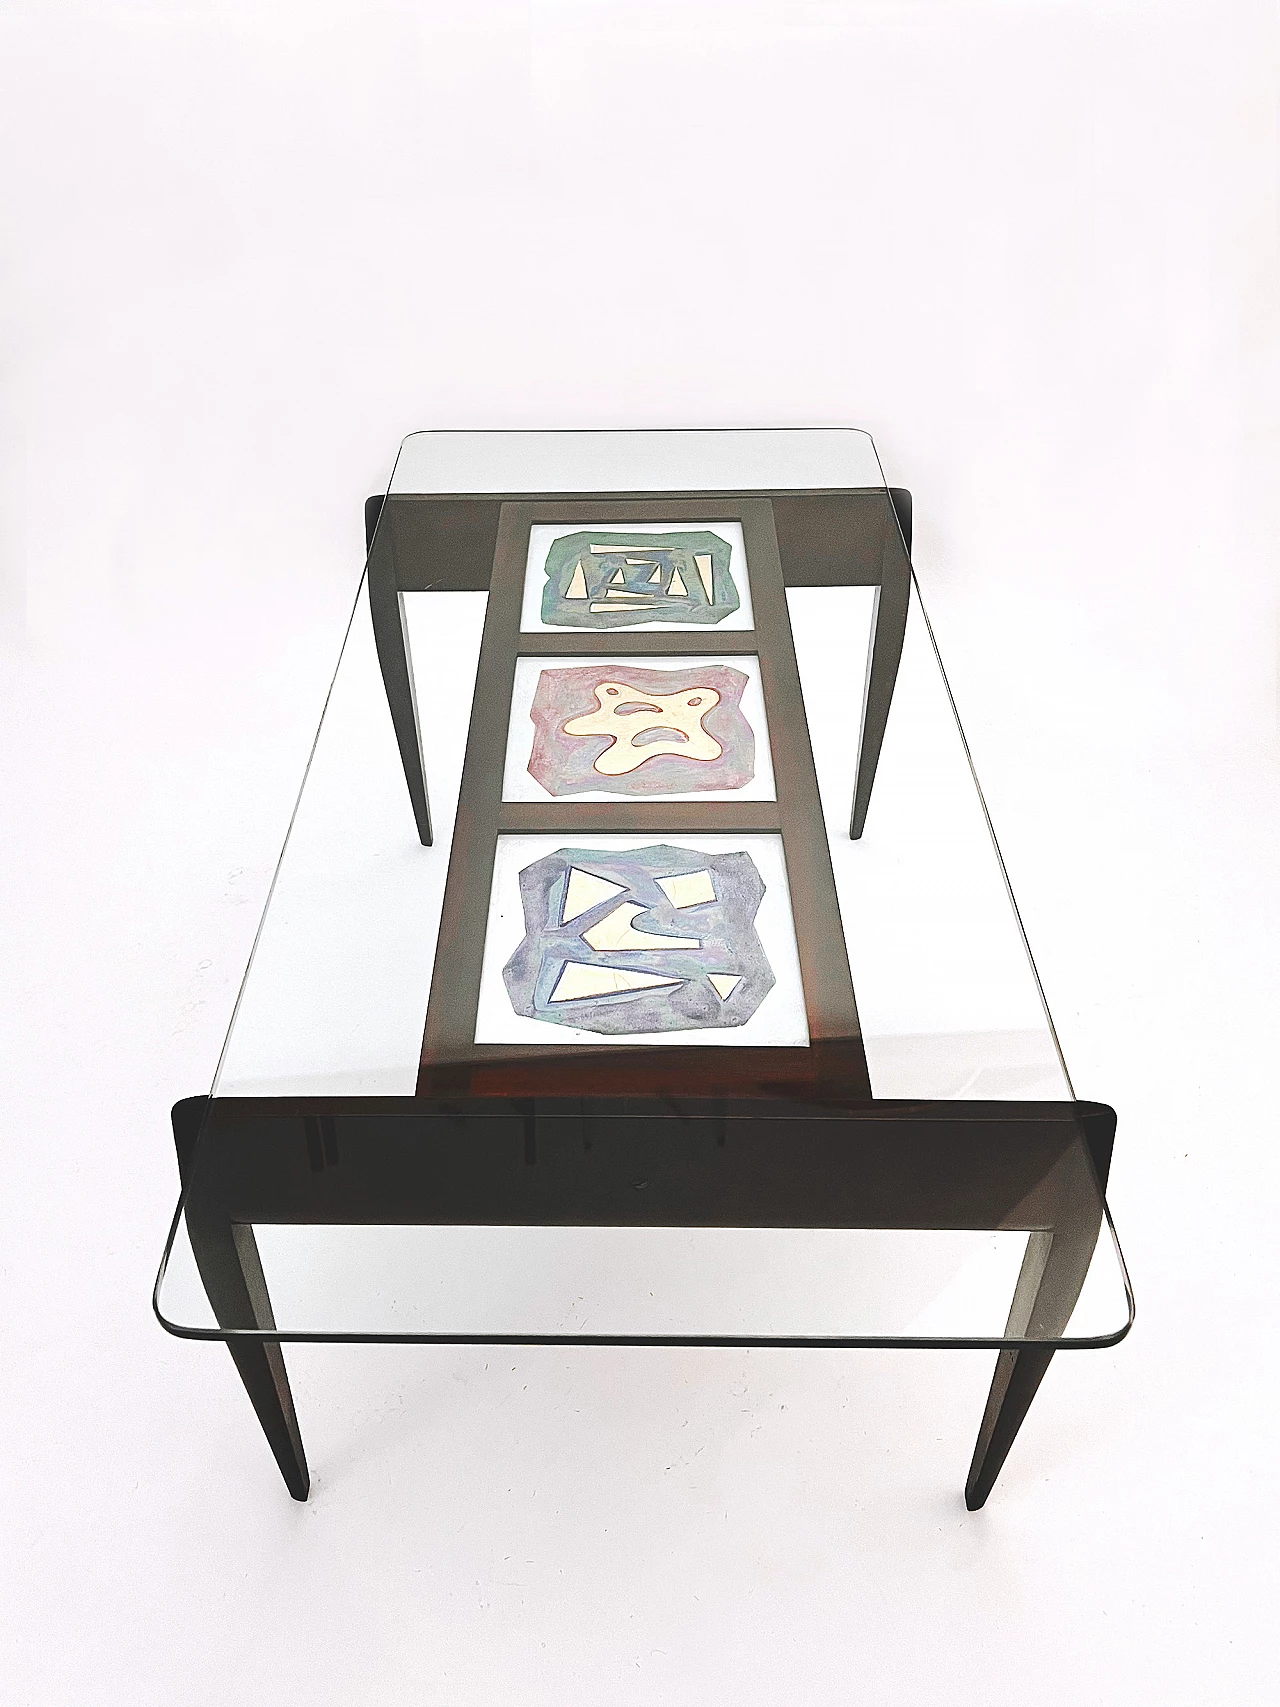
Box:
502;653;777;803
474;831;809;1048
519;518;756;632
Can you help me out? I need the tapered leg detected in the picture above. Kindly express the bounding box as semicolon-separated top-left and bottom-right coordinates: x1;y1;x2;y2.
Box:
849;537;910;840
368;524;433;846
223;1344;309;1500
215;1224;309;1501
966;1183;1103;1508
966;1345;1055;1510
173;1099;310;1500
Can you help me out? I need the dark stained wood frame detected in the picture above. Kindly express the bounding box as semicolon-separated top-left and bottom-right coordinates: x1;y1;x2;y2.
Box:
416;498;868;1099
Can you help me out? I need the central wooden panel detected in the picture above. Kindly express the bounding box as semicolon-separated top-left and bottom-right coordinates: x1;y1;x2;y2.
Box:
417;496;869;1100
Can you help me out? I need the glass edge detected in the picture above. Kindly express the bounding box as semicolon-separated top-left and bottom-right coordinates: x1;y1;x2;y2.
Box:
150;1187;190;1332
873;433;1077;1098
152;1321;1135;1352
205;555;380;1099
396;425;880;442
205;439;409;1102
153;1189;1135;1352
392;425;886;493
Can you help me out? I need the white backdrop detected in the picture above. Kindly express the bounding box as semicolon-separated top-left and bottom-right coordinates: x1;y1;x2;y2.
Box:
2;3;1277;1703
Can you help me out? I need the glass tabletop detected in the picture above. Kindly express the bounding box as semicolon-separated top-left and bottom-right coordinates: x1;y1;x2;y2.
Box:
154;428;1131;1348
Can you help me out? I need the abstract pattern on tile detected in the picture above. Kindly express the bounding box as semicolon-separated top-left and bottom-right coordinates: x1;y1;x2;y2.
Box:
502;844;775;1034
527;663;755;796
539;530;739;628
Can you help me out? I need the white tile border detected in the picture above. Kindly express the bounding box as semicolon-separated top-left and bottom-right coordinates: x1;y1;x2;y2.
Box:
501;654;776;803
475;833;808;1047
519;520;755;632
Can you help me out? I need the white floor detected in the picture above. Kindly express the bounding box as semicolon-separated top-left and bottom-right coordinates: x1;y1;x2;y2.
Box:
4;4;1278;1701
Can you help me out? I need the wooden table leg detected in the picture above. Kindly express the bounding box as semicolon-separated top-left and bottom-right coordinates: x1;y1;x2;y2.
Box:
966;1343;1056;1510
367;524;433;846
849;532;910;840
173;1099;310;1501
965;1170;1104;1509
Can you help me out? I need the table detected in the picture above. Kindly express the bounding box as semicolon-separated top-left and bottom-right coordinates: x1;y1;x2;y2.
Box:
154;429;1132;1508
